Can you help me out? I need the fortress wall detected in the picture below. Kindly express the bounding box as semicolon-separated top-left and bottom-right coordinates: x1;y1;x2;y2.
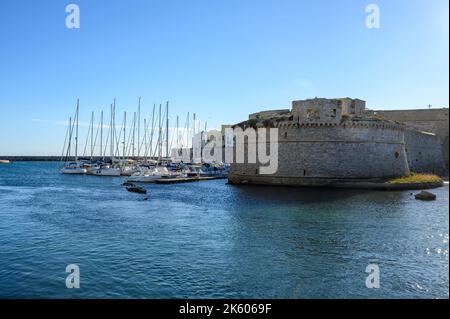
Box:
369;108;449;168
229;124;410;186
404;130;448;176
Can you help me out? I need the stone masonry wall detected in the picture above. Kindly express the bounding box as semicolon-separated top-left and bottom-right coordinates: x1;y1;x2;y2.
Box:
228;122;410;186
404;129;448;176
368;108;449;169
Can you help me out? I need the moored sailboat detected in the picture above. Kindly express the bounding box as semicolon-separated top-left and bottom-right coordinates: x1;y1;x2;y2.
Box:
61;99;87;174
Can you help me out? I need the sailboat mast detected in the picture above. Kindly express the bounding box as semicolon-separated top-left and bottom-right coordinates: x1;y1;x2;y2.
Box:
191;113;197;154
110;104;113;159
132;112;136;157
90;111;94;161
186;112;190;149
75;99;79;162
113;98;116;159
176;115;179;151
137;97;141;158
158;104;162;161
150;104;155;160
166;101;169;159
100;111;103;160
193;113;196;149
68;116;72;159
143;118;147;162
123;111;127;160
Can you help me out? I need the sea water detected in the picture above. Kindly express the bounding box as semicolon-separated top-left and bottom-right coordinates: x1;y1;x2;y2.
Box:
0;162;448;298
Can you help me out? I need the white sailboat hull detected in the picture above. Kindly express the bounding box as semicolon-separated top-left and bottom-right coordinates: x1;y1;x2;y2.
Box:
120;167;138;176
61;167;87;174
91;168;121;176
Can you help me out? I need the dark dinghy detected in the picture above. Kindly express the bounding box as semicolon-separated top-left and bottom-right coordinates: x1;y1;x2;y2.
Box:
126;186;147;194
122;181;137;187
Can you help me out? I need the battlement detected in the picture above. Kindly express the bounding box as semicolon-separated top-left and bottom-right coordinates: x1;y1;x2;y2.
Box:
273;119;405;131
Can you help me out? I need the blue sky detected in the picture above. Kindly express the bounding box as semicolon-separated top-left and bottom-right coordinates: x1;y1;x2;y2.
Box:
0;0;448;155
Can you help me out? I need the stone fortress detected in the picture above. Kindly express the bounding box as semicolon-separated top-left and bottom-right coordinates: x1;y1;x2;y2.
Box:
228;97;448;187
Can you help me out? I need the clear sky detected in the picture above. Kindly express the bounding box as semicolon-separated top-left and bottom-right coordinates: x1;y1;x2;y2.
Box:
0;0;448;155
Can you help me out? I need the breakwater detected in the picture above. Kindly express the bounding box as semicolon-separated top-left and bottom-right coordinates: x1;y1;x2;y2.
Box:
0;156;159;162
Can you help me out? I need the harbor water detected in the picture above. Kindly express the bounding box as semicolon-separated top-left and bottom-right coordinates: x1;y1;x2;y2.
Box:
0;162;448;298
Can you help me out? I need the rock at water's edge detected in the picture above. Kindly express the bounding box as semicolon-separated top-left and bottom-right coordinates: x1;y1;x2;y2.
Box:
414;191;437;201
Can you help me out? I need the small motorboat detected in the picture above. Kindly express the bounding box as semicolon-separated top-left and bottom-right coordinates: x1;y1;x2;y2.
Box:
126;186;147;194
122;181;137;187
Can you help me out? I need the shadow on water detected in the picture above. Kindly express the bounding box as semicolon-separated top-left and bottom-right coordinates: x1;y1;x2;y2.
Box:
228;183;379;204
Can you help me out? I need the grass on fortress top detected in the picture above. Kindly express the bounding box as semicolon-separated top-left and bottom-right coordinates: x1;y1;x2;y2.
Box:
387;173;443;185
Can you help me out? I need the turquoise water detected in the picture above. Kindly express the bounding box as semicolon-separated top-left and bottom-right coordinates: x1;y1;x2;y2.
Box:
0;162;448;298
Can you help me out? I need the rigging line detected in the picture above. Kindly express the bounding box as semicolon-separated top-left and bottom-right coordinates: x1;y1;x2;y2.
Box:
157;106;167;160
131;112;137;157
82;113;93;157
60;119;70;162
92;116;101;159
152;108;162;160
66;115;76;159
183;113;189;148
152;133;162;159
168;120;177;156
180;112;189;149
142;118;148;160
64;105;78;162
150;105;161;159
64;117;75;162
103;125;110;158
161;107;167;158
148;104;156;159
114;117;124;158
140;117;151;157
125;117;133;156
140;119;150;157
